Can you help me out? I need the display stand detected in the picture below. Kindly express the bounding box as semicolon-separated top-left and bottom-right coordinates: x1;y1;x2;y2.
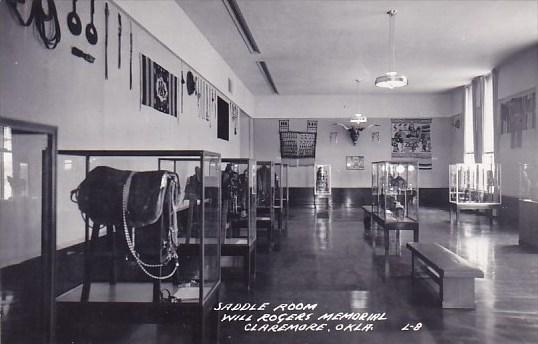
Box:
519;163;538;249
56;150;221;341
449;163;501;225
219;158;257;288
314;164;332;217
0;117;57;344
256;161;276;250
370;161;419;276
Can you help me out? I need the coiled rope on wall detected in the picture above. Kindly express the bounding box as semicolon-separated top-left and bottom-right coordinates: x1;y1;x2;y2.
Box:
7;0;61;49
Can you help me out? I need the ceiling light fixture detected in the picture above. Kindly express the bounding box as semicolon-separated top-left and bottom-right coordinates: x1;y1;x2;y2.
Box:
375;10;407;89
350;79;367;123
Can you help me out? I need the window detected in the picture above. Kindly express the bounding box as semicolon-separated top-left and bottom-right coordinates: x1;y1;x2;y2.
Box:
0;126;13;200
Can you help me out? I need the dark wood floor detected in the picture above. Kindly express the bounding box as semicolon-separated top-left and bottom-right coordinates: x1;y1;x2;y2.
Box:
55;207;538;344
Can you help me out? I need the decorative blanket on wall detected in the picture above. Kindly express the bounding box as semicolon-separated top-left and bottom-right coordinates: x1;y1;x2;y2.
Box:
391;118;432;170
500;90;535;149
140;54;178;117
279;120;318;166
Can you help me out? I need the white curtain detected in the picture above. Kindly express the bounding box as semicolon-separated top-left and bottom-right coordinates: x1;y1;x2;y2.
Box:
482;73;494;165
464;85;475;164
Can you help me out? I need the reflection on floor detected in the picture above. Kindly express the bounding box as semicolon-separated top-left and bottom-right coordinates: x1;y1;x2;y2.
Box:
57;207;538;344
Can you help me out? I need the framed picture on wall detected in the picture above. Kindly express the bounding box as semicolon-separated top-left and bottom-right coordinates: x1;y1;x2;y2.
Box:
346;156;365;170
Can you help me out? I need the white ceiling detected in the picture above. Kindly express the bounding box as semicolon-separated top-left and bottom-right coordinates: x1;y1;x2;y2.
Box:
177;0;538;95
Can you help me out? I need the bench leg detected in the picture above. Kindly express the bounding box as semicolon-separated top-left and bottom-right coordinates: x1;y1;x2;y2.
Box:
441;278;476;308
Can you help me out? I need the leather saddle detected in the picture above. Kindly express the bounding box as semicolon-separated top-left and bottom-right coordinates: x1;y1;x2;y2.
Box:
71;166;180;228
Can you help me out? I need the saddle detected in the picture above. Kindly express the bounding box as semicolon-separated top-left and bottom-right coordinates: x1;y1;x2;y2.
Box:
71;166;180;228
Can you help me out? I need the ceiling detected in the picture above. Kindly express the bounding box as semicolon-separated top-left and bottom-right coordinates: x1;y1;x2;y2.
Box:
177;0;538;95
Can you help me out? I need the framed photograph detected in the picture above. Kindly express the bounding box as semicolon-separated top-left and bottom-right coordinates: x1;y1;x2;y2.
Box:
346;156;365;170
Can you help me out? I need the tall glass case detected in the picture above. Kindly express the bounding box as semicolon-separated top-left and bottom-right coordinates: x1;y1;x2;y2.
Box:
221;158;256;246
520;163;538;202
519;162;538;249
0;117;57;344
449;163;501;205
314;164;331;197
256;161;274;209
372;161;419;222
55;150;221;311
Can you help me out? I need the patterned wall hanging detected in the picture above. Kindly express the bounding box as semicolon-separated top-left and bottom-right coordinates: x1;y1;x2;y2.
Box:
391;118;432;169
500;90;535;149
140;54;178;117
279;120;318;162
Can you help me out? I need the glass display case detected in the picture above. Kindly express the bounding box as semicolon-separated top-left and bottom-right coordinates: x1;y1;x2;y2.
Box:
221;159;256;245
372;161;419;223
449;163;501;205
256;161;276;249
55;150;221;316
0;117;57;344
519;162;538;249
220;158;257;287
314;164;331;197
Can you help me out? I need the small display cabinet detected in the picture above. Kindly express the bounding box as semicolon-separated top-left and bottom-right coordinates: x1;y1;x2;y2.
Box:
55;150;221;332
372;161;419;225
256;161;277;250
221;158;257;287
448;163;501;223
314;164;331;211
519;162;538;249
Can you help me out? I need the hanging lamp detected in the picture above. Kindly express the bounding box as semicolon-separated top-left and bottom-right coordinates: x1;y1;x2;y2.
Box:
375;10;407;89
351;79;367;123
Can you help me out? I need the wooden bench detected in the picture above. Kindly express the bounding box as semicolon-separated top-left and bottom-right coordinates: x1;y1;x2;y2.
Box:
406;242;484;308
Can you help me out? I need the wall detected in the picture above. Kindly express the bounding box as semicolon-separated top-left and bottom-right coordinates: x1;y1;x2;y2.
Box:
0;0;255;251
254;117;453;189
496;46;538;198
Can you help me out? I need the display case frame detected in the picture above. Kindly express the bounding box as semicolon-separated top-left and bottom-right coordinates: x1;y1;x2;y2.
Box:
448;163;501;224
220;158;257;287
55;150;221;325
0;117;57;344
275;163;289;231
274;163;289;232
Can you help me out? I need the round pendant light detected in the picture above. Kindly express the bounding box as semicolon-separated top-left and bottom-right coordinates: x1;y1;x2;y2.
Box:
375;10;407;89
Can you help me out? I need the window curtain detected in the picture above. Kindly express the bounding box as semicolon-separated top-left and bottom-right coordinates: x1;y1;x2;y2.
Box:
482;73;494;164
472;76;484;163
464;85;474;164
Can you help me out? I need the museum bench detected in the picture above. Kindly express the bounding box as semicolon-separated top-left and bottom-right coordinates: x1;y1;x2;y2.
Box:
406;242;484;309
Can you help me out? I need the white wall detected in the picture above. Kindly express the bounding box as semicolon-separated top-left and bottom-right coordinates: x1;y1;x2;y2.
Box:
496;46;538;197
254;117;452;188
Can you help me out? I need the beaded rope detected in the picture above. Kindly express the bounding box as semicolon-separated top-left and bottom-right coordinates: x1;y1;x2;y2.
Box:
122;172;178;280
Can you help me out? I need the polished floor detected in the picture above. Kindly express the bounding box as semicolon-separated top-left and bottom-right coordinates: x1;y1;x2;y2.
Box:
58;207;538;344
